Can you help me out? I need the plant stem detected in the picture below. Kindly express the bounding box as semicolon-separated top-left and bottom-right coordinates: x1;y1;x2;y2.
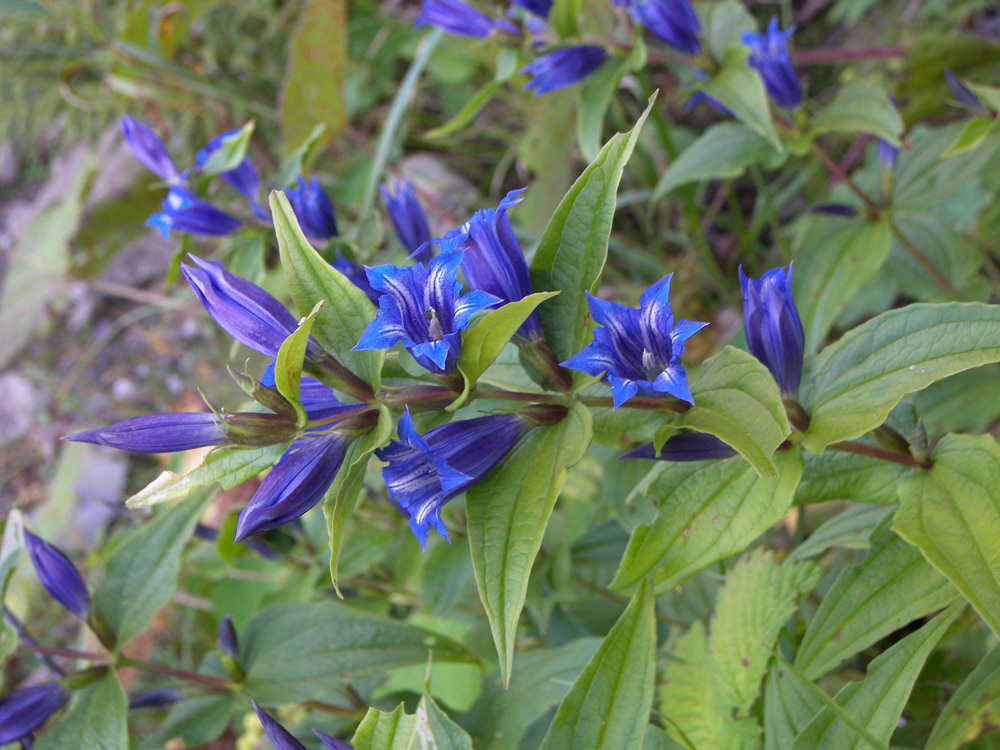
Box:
828;440;928;468
117;656;235;690
889;221;957;296
810;143;881;216
301;700;362;718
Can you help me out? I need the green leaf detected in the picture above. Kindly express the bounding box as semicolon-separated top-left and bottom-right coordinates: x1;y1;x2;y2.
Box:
271;191;382;389
610;449;803;593
926;642;1000;750
139;693;240;750
281;0;345;147
419;694;475;750
94;491;211;646
548;0;582;37
529;96;655;364
35;671;127;750
273;123;327;188
915;365;1000;436
795;451;908;507
790;602;963;750
800;302;1000;453
794;518;958;680
941;116;1000;157
678;346;790;477
653;122;786;199
810;80;902;145
125;443;287;509
324;404;393;593
274;300;322;426
764;659;824;750
788;504;895;560
710;550;821;713
539;580;656;750
241;601;471;704
352;704;417;750
426;82;501;140
577;41;645;163
886;214;982;302
200;121;254;176
894;433;1000;639
703;0;758;61
792;217;893;352
697;46;782;150
467;402;592;686
452;292;559;409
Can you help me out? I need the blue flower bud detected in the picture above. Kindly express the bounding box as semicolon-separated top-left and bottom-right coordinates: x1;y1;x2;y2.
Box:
181;255;302;358
286;177;339;242
510;0;551;18
810;203;858;217
416;0;496;38
194;131;265;217
0;684;69;744
313;729;354;750
944;69;986;112
217;615;239;661
562;274;708;409
252;701;308;750
742;18;801;108
377;409;531;549
62;413;225;454
521;46;608;96
877;138;898;172
354;251;499;374
23;531;90;619
628;0;700;55
739;264;805;396
128;688;184;709
147;187;241;239
620;432;736;461
119;116;180;184
234;433;352;542
381;177;432;263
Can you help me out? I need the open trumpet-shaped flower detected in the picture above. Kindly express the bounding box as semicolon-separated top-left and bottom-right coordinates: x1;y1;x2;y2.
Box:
562;274;707;409
24;531;90;618
0;683;69;744
354;251;499;374
377;409;531;548
147;187;241;239
739;264;804;396
381;177;432;263
521;46;608;96
742;18;801;108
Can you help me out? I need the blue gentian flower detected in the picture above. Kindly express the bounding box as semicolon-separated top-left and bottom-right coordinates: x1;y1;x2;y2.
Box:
562;274;708;409
0;684;69;744
313;730;354;750
234;433;352;542
23;531;90;618
381;177;432;263
442;189;542;340
739;264;805;396
63;413;225;453
620;432;736;461
147;187;241;239
377;409;531;549
194;131;265;217
628;0;700;55
181;255;302;358
354;251;499;374
877;137;898;171
416;0;496;37
742;18;801;108
510;0;552;18
120;116;181;184
521;46;608;96
253;701;308;750
286;177;339;243
128;688;185;709
945;69;986;112
217;615;239;660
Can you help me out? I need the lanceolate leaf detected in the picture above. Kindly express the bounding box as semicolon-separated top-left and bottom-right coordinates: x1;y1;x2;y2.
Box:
800;303;1000;453
611;450;803;593
529;96;654;365
539;580;656;750
466;403;592;686
697;46;782;150
271;191;382;389
894;433;1000;639
926;643;1000;750
678;346;789;477
34;671;127;750
795;518;958;680
809;80;902;145
273;300;322;426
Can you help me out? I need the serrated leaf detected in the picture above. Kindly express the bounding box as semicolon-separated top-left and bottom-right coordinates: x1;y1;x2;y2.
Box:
452;292;559;410
200;121;254;176
274;301;321;426
125;443;287;508
678;346;790;477
810;80;902;145
324;404;392;593
795;518;958;679
697;46;782;150
94;491;212;646
34;671;127;750
529;96;654;365
271;191;382;389
240;601;471;704
611;449;803;593
710;550;821;713
800;302;1000;453
653;122;786;199
467;402;592;686
539;580;656;750
926;642;1000;750
792;217;893;352
352;704;417;750
794;451;907;507
788;504;895;560
894;433;1000;639
790;602;963;750
941;116;999;157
